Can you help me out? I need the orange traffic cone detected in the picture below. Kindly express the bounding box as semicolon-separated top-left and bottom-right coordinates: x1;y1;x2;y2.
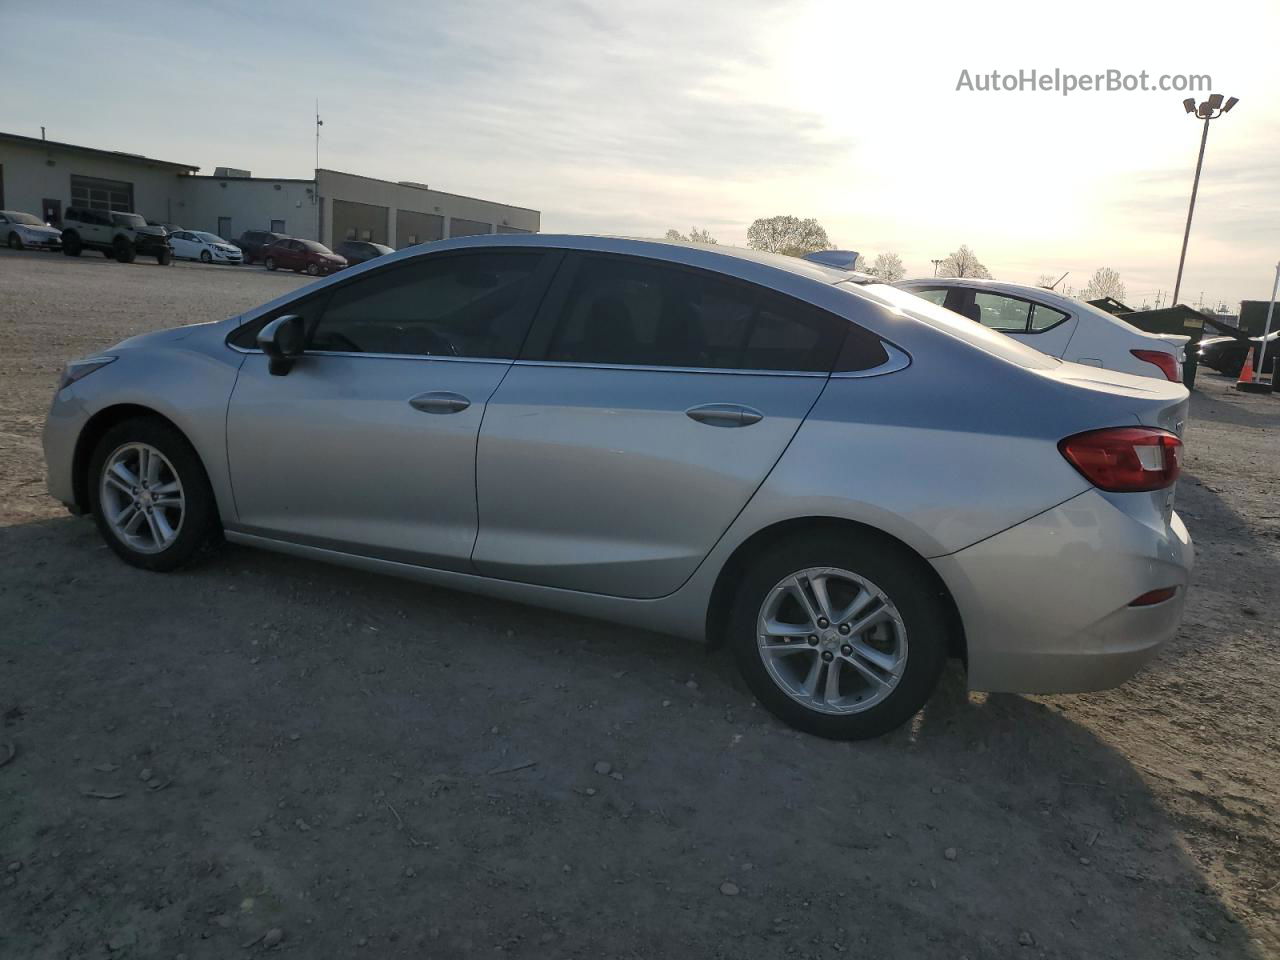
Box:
1238;351;1255;384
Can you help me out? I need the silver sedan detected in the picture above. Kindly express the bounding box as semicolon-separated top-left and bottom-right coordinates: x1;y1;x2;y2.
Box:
42;235;1193;739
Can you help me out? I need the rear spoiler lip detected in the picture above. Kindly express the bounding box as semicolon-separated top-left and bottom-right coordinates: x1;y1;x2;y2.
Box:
803;249;861;270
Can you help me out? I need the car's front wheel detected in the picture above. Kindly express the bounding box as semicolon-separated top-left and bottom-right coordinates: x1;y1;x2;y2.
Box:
306;262;320;276
87;418;221;572
729;533;949;740
7;232;22;250
199;250;212;263
62;233;82;256
113;236;136;263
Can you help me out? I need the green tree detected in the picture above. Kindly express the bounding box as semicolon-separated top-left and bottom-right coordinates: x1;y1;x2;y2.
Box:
664;227;718;244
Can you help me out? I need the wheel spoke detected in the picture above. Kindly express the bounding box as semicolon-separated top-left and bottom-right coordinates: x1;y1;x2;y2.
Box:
152;480;181;496
110;461;139;489
761;642;815;658
144;448;162;484
844;605;891;639
850;639;898;673
122;507;147;535
834;587;876;626
762;618;813;638
809;574;837;622
104;473;133;496
823;656;843;704
786;577;822;626
151;509;176;544
846;653;891;689
802;656;824;698
112;503;138;528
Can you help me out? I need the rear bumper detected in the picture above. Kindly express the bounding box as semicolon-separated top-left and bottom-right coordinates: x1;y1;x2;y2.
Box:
932;489;1193;693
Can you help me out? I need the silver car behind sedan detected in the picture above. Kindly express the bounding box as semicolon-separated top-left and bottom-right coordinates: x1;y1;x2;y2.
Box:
42;235;1193;739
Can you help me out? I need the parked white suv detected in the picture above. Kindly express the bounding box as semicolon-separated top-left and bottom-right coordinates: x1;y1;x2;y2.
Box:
898;278;1188;382
61;208;172;265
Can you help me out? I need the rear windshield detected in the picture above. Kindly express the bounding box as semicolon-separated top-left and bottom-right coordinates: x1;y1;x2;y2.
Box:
845;281;1060;370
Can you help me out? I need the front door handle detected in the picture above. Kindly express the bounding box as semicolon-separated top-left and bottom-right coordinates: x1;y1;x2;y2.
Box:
685;403;764;427
409;391;471;414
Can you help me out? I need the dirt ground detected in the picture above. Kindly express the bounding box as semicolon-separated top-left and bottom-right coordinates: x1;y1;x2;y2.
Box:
1;248;1277;959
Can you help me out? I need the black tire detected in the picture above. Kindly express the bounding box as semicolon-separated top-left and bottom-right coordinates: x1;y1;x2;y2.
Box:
102;247;115;260
87;417;222;572
62;233;82;256
265;256;277;271
157;247;172;266
199;250;212;263
113;236;136;263
7;232;22;250
244;253;256;265
306;262;320;276
728;532;950;740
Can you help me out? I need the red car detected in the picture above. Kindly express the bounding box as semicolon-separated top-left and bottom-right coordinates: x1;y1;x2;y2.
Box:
262;238;347;276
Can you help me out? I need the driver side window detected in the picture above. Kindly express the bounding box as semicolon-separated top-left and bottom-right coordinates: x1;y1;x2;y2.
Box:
307;251;548;359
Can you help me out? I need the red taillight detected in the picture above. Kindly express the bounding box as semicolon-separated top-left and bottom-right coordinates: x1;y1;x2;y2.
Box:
1058;427;1182;492
1129;586;1179;607
1131;349;1180;381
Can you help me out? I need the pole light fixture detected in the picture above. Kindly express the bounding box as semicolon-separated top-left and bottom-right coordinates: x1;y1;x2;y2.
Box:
1172;93;1238;306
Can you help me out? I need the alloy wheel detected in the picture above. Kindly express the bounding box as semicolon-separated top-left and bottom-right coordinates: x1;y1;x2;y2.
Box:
756;566;908;715
100;443;185;554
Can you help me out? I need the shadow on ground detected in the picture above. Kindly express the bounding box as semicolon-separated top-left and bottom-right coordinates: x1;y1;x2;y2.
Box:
0;515;1262;959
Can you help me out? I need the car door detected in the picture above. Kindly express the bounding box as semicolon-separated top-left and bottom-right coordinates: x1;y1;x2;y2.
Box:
472;251;846;599
170;231;195;259
225;248;558;569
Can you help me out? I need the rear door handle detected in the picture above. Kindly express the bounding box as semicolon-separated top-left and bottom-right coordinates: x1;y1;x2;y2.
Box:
409;391;471;414
685;403;764;427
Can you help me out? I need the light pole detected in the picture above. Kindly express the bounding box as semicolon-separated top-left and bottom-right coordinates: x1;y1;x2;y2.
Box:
1172;93;1238;306
1258;261;1279;379
931;258;943;277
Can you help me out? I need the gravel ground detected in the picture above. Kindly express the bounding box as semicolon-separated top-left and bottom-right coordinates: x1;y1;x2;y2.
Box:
1;248;1277;959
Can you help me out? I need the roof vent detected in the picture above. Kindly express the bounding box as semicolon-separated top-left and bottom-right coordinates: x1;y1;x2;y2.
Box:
213;167;251;178
398;180;430;190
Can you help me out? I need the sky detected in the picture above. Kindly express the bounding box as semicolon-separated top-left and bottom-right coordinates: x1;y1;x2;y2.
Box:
4;0;1278;309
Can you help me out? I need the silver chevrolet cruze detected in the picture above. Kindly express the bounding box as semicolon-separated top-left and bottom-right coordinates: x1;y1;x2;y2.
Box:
43;235;1194;738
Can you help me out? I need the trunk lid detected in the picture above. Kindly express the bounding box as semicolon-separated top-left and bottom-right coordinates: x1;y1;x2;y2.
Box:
1040;360;1189;435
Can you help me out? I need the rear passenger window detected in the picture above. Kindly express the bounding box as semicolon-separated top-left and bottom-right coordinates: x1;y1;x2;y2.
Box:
307;251;546;358
973;292;1032;333
543;255;848;372
1029;303;1069;331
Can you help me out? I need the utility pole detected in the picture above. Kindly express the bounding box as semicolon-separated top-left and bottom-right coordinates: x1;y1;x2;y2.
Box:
315;100;323;172
931;259;943;277
1258;261;1279;379
1173;93;1238;306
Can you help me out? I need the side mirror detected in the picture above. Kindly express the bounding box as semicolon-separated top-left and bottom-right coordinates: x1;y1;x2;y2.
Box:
257;314;306;376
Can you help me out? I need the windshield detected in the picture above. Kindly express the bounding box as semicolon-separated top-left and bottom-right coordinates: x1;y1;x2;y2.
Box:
301;240;333;254
5;212;44;226
845;281;1060;370
111;213;147;227
194;232;225;243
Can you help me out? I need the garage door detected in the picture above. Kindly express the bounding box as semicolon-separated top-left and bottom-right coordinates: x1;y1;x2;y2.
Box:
332;199;388;244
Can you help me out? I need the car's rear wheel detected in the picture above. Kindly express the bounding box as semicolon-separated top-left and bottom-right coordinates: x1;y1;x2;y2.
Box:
113;236;136;263
729;533;949;740
265;256;277;271
199;250;212;263
87;418;221;572
156;247;172;265
7;232;22;250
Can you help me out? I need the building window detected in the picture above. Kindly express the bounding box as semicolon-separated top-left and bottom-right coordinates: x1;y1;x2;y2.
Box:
70;175;133;213
344;227;357;240
270;219;286;233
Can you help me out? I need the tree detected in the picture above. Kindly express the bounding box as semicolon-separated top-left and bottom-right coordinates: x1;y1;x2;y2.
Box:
936;245;991;279
1082;267;1126;303
864;252;905;282
746;216;833;257
1035;273;1058;289
663;227;718;244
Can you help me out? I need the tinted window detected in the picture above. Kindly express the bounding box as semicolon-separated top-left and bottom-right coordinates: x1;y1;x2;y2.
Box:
308;252;546;358
909;288;950;307
544;255;846;372
1029;302;1070;331
973;292;1032;333
228;291;330;350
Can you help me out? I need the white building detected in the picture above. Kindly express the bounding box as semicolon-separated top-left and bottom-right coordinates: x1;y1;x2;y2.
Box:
0;130;540;247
